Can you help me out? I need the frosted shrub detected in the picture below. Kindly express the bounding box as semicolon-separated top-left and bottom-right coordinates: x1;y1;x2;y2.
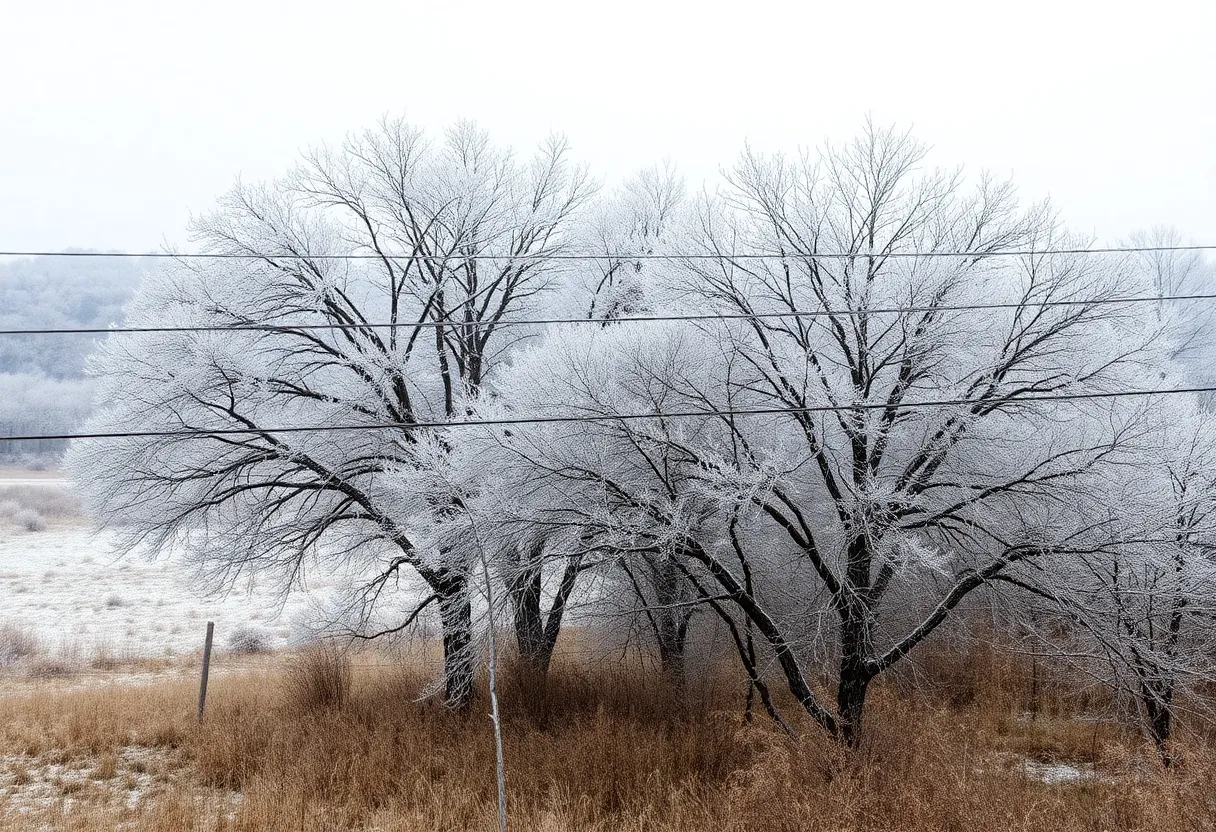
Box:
227;625;270;654
15;508;45;532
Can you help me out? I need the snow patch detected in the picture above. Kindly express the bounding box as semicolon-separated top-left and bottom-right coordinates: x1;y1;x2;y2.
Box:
0;745;242;824
0;526;336;660
986;752;1112;786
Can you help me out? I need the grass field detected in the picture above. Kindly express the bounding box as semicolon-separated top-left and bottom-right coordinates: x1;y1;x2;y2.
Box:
1;640;1214;831
0;474;1213;830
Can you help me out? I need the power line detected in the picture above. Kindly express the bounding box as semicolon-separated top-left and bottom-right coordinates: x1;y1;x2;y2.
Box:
1;244;1214;261
6;384;1213;444
0;291;1212;337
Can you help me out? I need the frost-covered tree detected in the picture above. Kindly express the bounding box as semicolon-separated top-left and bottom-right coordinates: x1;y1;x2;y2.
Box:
466;162;688;676
488;122;1168;745
67;118;593;708
0;254;143;464
1013;396;1216;760
575;162;684;321
0;254;143;378
65;115;1202;746
478;323;745;688
1124;226;1216;384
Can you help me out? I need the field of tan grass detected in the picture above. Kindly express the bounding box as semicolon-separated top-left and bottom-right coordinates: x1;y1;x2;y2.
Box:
1;641;1214;831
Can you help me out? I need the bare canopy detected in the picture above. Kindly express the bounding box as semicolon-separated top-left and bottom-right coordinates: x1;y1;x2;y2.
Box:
68;118;593;708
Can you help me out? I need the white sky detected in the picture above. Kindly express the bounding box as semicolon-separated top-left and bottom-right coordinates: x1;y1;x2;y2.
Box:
2;0;1213;253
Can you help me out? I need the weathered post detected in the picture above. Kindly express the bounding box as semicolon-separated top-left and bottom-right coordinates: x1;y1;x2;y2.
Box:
198;621;215;722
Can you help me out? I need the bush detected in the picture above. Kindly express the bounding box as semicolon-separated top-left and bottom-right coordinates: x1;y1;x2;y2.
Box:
14;508;46;532
227;625;270;655
27;657;77;679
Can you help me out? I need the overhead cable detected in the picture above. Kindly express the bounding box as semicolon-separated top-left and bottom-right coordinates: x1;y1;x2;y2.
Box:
6;384;1212;443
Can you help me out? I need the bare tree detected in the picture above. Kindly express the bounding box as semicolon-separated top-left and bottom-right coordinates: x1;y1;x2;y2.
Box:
490;123;1166;745
577;162;684;321
68;117;593;708
1014;402;1216;760
66;115;1198;751
467;163;690;678
1129;226;1206;305
1127;226;1214;363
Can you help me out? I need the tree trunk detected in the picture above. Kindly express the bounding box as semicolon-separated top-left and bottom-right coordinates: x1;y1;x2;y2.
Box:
654;557;691;688
510;563;547;667
837;661;873;749
1147;697;1173;751
657;627;688;687
1141;682;1175;764
508;551;583;678
837;593;877;749
438;587;475;709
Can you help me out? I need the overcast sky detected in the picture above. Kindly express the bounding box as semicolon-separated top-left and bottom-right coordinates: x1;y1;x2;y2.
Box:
2;0;1212;253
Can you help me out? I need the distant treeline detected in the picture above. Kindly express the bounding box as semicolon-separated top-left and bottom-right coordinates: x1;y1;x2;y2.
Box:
0;255;142;465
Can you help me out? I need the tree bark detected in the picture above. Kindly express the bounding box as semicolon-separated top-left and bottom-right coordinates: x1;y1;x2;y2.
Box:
438;585;475;709
836;534;878;748
1141;680;1175;764
836;657;874;749
653;556;691;688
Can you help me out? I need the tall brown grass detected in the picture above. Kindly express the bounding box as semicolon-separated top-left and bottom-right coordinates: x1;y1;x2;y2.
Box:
1;643;1213;831
284;642;352;711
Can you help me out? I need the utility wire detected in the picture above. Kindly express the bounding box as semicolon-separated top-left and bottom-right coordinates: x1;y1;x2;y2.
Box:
0;291;1213;337
5;384;1214;444
1;244;1215;261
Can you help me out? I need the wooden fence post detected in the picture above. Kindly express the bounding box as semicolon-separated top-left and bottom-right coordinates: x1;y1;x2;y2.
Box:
198;621;214;722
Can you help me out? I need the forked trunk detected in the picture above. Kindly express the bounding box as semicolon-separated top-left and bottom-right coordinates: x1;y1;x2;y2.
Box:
509;552;583;677
510;565;556;673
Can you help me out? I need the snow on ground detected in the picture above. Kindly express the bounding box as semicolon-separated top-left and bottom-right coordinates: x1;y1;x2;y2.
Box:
982;751;1114;786
2;746;174;814
0;477;67;488
0;524;334;659
1019;758;1106;785
0;470;424;665
0;745;242;827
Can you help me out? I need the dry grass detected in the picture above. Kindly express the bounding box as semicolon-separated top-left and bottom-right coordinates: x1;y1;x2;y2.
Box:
0;622;193;686
0;622;39;670
0;643;1213;831
284;642;352;712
